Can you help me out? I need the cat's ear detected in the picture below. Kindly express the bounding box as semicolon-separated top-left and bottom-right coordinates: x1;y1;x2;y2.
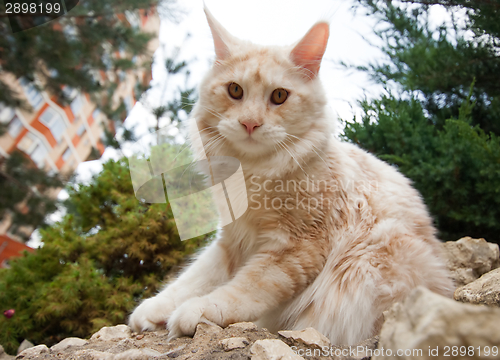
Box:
204;6;234;61
290;22;329;79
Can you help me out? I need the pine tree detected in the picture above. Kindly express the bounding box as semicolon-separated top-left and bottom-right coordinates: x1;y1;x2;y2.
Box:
0;0;175;108
344;0;500;241
0;156;210;355
0;0;176;240
0;151;64;240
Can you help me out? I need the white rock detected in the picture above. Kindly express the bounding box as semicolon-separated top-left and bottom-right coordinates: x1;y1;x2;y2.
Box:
16;344;49;358
0;351;14;360
1;345;14;360
50;337;88;352
114;348;161;360
73;349;115;360
193;322;223;340
220;337;249;351
250;339;305;360
90;324;132;341
16;340;34;355
228;322;258;331
442;237;500;287
278;327;330;348
374;286;500;360
455;268;500;307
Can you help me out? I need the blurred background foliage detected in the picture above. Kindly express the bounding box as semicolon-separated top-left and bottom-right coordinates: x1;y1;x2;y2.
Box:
0;156;210;353
344;0;500;241
0;0;207;353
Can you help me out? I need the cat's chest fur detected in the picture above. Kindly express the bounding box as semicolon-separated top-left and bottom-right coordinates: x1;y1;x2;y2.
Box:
216;143;381;277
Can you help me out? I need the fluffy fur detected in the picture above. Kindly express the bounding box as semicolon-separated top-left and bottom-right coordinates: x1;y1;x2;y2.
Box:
129;8;454;345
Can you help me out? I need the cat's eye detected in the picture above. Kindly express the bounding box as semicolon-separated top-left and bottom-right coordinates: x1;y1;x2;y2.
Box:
271;88;288;105
228;82;243;100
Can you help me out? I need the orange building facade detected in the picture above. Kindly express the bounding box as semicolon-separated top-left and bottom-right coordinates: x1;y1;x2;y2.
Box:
0;9;160;243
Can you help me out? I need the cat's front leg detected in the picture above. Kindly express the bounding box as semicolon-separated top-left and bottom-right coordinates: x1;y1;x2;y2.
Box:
129;241;230;332
167;244;324;339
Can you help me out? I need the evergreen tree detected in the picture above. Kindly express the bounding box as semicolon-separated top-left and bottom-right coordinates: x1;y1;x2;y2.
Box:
0;151;64;241
352;0;500;134
0;0;176;240
344;0;500;241
141;43;197;136
0;156;210;355
0;0;175;108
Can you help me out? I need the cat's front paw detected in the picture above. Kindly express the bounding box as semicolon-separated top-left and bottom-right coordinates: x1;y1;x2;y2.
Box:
129;294;176;333
167;296;222;340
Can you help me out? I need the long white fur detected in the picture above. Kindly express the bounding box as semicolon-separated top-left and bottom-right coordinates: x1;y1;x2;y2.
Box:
129;7;454;345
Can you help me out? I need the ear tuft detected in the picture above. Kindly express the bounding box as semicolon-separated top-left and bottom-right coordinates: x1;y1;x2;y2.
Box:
204;6;233;61
290;22;329;79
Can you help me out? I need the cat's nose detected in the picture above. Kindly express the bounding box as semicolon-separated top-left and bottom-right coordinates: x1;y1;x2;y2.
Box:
241;121;261;135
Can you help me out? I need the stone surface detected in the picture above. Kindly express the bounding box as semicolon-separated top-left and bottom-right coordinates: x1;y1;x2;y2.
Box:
0;345;15;360
250;339;305;360
7;321;381;359
227;322;258;331
51;337;88;353
113;348;161;359
373;286;500;360
455;268;500;307
16;345;48;359
278;327;331;348
72;349;114;360
220;336;249;351
442;236;500;287
90;325;132;342
192;322;223;341
16;340;33;355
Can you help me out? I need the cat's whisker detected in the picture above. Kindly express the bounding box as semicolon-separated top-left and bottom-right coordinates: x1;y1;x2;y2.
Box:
201;135;223;154
285;133;329;167
282;138;311;177
203;134;227;156
276;140;308;176
204;137;223;153
199;105;231;122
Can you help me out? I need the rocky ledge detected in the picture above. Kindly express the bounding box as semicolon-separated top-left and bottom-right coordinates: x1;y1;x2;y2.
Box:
11;322;378;360
6;237;500;360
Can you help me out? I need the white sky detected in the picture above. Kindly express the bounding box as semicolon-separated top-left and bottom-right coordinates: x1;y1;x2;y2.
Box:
27;0;457;247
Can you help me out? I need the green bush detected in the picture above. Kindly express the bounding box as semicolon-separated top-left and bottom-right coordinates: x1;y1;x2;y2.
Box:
0;157;210;354
343;93;500;242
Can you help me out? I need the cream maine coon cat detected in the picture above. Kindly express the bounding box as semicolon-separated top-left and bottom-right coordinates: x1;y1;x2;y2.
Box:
129;8;453;345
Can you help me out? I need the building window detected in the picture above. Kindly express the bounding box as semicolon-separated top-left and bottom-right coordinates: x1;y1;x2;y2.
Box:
70;95;83;116
76;124;86;136
124;95;134;112
39;107;66;142
62;147;72;161
19;78;44;110
8;116;23;137
17;133;48;168
92;108;101;121
31;144;48;168
125;10;140;29
0;105;15;123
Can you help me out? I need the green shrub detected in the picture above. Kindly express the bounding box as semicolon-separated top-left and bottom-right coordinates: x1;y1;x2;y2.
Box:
343;93;500;242
0;157;210;354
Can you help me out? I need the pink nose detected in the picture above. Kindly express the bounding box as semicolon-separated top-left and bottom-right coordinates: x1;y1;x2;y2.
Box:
241;121;260;135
